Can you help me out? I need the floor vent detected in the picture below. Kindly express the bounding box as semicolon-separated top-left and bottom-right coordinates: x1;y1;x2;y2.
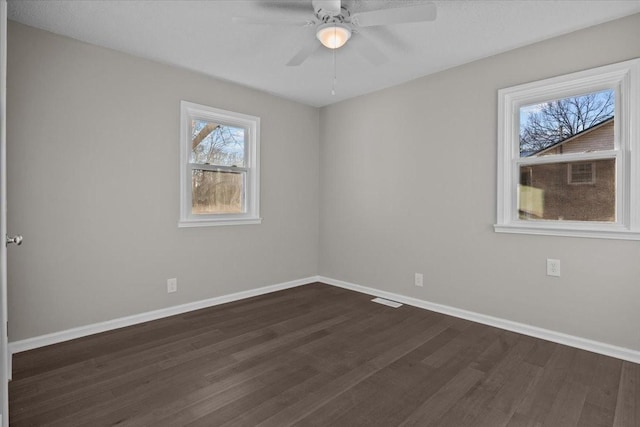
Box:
371;297;403;308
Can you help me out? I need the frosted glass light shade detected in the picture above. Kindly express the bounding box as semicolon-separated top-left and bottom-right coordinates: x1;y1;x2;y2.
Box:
316;24;351;49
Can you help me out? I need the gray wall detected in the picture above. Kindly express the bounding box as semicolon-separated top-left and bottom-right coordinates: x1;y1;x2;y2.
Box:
8;14;640;352
319;13;640;351
7;22;320;341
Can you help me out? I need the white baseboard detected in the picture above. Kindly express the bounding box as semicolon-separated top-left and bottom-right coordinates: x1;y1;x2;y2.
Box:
10;275;640;365
8;276;316;355
318;276;640;364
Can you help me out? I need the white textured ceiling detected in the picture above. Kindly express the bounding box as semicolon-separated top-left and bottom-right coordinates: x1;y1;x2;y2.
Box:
7;0;640;107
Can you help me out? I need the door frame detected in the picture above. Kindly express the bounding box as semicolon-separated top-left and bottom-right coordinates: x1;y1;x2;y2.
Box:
0;0;11;425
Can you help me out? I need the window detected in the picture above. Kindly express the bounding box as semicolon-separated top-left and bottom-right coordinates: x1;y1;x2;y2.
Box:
179;101;260;227
568;162;595;185
495;58;640;239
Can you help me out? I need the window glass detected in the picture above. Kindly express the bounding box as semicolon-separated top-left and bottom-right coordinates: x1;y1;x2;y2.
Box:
516;88;616;224
519;89;614;158
192;169;245;215
190;120;246;167
518;159;615;222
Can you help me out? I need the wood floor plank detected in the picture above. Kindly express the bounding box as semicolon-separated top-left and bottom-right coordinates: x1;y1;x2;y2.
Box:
15;351;237;426
185;365;320;427
431;336;539;426
256;316;453;427
506;412;544;427
583;353;622;415
510;344;578;423
91;332;330;427
578;401;617;427
293;310;445;378
541;377;589;426
220;371;335;427
613;361;640;427
398;366;485;426
110;354;303;427
150;364;314;427
9;282;639;426
475;361;543;427
11;324;223;407
321;324;504;427
291;323;446;426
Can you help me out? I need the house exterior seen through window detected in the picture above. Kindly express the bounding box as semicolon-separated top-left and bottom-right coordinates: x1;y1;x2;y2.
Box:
191;123;245;215
179;101;260;227
495;59;640;240
517;97;615;223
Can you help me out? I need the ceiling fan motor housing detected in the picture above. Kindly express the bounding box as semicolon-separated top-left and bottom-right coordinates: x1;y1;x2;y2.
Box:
313;0;351;23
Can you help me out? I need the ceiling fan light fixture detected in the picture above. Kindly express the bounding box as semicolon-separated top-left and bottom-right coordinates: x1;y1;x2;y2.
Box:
316;23;351;49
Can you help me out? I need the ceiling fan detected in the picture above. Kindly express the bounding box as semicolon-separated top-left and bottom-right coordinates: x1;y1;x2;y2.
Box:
233;0;437;66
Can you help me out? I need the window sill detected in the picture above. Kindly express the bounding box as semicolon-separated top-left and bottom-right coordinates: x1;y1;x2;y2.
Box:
494;223;640;240
179;217;262;228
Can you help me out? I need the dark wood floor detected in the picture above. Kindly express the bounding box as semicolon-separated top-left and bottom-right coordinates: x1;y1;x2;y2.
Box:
9;282;640;426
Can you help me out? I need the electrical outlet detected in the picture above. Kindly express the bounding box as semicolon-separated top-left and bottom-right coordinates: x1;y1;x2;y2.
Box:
167;278;178;293
414;273;424;287
546;259;561;277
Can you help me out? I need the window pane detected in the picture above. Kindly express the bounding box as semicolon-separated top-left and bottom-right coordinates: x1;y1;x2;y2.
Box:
190;120;245;167
518;159;615;222
192;170;244;214
568;162;595;184
519;89;614;158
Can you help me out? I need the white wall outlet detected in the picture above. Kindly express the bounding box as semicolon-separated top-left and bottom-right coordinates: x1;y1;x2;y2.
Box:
414;273;424;287
546;259;561;277
167;278;178;293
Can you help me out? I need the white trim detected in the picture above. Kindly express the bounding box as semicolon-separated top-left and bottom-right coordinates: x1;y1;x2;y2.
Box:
0;2;8;426
318;276;640;364
494;223;640;240
8;277;315;355
496;58;640;239
178;217;262;228
10;276;640;365
518;150;617;166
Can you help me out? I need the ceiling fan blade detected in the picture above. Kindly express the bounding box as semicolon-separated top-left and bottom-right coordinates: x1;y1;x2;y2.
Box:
352;2;437;27
359;26;409;52
286;37;321;66
353;34;387;65
255;1;313;13
232;16;312;26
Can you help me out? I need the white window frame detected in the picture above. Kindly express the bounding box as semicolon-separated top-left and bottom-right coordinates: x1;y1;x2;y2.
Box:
179;101;261;227
495;58;640;240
